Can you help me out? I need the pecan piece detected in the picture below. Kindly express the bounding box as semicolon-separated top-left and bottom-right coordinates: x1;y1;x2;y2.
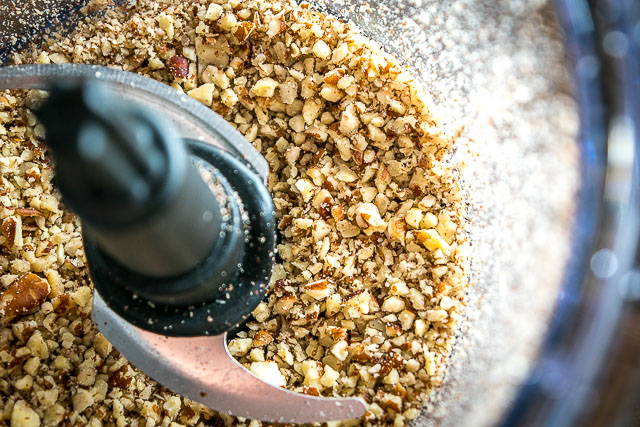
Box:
0;273;50;325
2;216;18;247
107;364;133;390
252;330;274;347
51;293;77;315
323;69;345;85
12;207;44;217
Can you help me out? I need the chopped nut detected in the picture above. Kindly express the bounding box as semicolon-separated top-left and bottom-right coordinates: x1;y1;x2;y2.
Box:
355;203;387;234
27;330;49;358
320;85;343;102
304;279;332;299
11;400;40;427
0;273;50;325
320;364;340;388
295;179;315;202
205;3;223;21
249;361;286;387
267;15;286;38
72;388;94;413
219;13;238;31
156;13;175;40
398;310;416;330
405;208;424;229
164;396;182;420
228;338;253;356
381;296;405;313
312;219;331;241
311;40;331;59
387;217;406;243
339;103;360;135
92;332;113;357
2;216;22;248
302;98;323;124
420;212;438;229
71;286;92;307
187;83;216;106
220;88;239;106
426;309;449;322
251;77;279;97
416;229;452;255
252;301;270;322
330;340;349;361
325;293;342;316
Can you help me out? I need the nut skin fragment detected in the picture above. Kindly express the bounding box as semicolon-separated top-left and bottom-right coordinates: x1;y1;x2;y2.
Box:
169;55;189;78
1;273;50;325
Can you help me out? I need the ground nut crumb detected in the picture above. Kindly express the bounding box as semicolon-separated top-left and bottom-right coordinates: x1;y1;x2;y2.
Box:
1;0;470;426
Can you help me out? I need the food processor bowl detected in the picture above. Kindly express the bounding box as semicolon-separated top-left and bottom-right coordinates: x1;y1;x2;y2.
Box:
1;1;639;426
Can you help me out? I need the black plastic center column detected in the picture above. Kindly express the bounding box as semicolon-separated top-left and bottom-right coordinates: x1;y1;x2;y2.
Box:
37;81;276;336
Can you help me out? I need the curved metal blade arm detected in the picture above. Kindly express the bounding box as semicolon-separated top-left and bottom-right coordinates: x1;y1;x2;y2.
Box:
93;293;367;423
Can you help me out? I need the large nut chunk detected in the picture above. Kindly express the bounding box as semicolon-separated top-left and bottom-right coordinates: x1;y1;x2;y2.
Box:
339;103;360;135
320;365;340;388
426;309;449;322
416;229;452;255
11;400;40;427
187;84;216;106
2;215;22;248
420;212;438;229
325;293;342;316
1;273;50;325
345;290;371;318
320;85;343;102
404;208;424;229
27;330;49;359
205;3;223;21
228;338;253;356
302;98;323;125
163;396;182;420
381;296;405;313
312;40;331;60
436;210;457;244
267;15;286;38
295;179;316;202
156;13;175;39
355;203;387;234
251;77;279;97
220;88;239;107
387;217;406;243
304;279;333;300
72;388;94;413
312;219;331;241
331;340;349;361
249;361;286;387
252;301;270;322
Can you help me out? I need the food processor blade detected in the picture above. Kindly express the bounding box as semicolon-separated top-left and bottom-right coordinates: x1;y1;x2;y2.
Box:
92;292;367;423
0;63;367;423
